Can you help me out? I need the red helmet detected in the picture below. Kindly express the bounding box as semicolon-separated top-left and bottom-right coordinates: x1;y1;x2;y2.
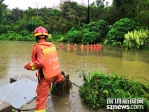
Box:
34;26;48;37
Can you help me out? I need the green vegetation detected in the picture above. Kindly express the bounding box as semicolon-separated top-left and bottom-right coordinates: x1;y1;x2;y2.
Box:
123;29;149;50
62;20;109;44
104;18;137;47
79;70;149;111
0;0;149;49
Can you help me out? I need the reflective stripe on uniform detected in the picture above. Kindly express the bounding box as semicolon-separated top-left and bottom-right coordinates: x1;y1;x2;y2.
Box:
35;108;46;112
43;47;56;54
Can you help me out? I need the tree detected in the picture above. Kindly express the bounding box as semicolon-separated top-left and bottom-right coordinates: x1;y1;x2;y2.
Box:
6;8;23;24
26;16;44;32
113;0;138;19
134;0;149;27
0;0;6;24
81;20;109;43
60;1;87;25
96;0;104;6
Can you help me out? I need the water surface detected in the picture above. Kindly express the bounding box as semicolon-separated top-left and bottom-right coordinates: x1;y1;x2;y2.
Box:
0;41;149;87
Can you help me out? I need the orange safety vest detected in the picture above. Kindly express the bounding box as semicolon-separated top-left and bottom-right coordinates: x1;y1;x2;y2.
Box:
31;42;61;79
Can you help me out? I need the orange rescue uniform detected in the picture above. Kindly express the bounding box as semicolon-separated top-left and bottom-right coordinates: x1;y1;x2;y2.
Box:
25;42;65;112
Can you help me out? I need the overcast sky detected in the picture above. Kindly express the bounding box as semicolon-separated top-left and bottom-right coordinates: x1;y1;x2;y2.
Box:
4;0;112;10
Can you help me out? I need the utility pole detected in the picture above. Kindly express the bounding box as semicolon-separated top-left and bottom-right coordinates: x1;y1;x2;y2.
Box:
87;0;90;24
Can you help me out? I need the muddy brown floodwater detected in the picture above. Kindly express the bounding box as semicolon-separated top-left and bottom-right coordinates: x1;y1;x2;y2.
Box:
0;41;149;90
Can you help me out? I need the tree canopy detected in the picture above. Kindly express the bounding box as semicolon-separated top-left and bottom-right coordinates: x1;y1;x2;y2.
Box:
0;0;149;47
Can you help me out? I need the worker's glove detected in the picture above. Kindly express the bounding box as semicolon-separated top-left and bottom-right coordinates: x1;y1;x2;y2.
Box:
61;71;65;77
24;62;32;70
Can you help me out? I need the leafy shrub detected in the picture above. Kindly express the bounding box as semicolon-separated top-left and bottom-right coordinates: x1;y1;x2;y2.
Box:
63;20;109;44
0;31;35;41
65;30;83;43
0;24;11;34
105;18;136;46
82;32;99;44
123;29;149;49
81;20;109;43
79;70;149;111
18;30;30;36
0;31;16;40
49;34;63;42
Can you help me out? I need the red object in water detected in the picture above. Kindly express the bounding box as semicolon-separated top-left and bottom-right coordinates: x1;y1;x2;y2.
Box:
99;44;102;48
86;43;90;52
90;44;93;51
80;44;84;51
67;43;71;51
73;43;77;53
73;43;77;48
93;44;97;50
97;44;102;51
59;43;63;50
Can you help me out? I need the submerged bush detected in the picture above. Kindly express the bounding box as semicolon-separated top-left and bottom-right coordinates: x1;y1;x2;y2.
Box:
79;70;149;112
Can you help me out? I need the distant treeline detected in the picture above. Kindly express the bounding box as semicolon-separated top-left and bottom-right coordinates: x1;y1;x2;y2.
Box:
0;0;149;50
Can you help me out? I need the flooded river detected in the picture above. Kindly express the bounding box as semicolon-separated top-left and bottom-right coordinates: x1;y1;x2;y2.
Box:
0;41;149;87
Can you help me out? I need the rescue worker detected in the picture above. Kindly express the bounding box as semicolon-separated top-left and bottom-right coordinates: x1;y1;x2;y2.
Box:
73;43;77;53
80;44;84;52
59;43;63;50
24;26;65;112
86;43;90;52
67;43;71;51
90;44;93;51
